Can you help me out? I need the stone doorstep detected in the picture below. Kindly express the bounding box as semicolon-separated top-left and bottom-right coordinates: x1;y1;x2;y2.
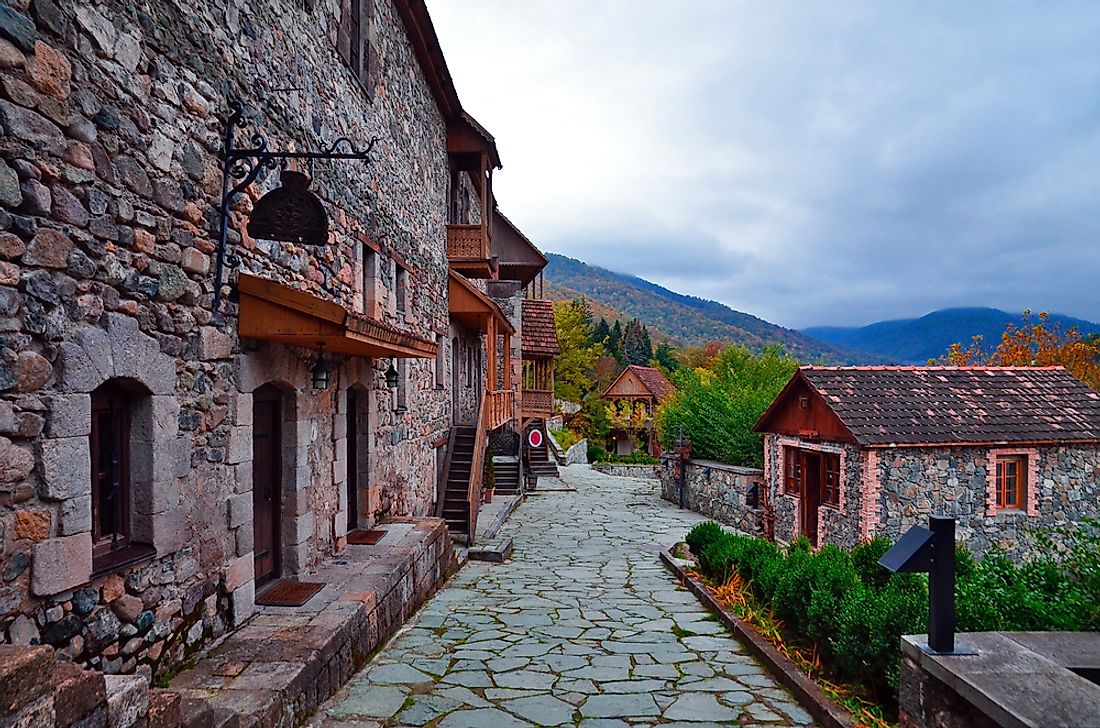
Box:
164;518;457;728
476;492;525;542
468;535;515;563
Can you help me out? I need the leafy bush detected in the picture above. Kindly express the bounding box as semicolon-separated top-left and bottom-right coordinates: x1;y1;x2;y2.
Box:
686;524;1100;713
549;428;583;451
851;537;892;590
586;443;607;463
685;521;725;557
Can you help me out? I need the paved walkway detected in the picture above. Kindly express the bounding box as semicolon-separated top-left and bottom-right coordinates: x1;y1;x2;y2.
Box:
312;466;814;727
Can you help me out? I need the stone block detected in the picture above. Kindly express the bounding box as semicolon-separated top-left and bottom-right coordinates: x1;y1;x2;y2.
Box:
31;532;91;596
234;524;253;557
0;644;54;716
24;228;72;268
131;396;179;443
59;495;91;535
147;690;181;728
333;509;348;539
197;326;230;360
230;580;255;627
227;492;251;529
181;247;209;275
233;461;253;494
13;509;50;541
332;456;347;485
37;435;90;501
224;425;251;465
224;554;253;593
57;328;113;393
232;392;252;427
103;674;147;728
44;393;91;437
0;435;34;482
28;40;71;100
53;659;107;727
294;464;312;492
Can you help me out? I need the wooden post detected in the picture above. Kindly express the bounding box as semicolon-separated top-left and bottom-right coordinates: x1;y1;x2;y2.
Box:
486;316;497;391
502;332;512;390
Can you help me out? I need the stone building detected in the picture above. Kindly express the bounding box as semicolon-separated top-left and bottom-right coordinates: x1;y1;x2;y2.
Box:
753;366;1100;557
0;0;524;680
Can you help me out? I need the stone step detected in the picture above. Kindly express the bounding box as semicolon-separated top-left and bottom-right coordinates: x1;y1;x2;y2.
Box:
104;674;149;728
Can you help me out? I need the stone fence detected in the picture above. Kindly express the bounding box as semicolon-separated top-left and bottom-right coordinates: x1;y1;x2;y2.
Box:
563;439;588;465
592;463;661;479
659;455;765;536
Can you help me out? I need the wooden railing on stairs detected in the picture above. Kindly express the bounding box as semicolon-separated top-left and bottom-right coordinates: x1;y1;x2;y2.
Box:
467;392;490;544
485;389;515;431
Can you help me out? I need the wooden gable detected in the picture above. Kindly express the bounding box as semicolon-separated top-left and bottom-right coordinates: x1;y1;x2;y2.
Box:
753;371;858;444
604;368;654;399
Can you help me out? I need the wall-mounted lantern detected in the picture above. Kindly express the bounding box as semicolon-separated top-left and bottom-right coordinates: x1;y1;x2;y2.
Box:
385;361;399;388
311;344;330;390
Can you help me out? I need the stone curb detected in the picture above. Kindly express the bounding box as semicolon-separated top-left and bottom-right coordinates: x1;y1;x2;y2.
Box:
660;549;856;728
481;492;525;541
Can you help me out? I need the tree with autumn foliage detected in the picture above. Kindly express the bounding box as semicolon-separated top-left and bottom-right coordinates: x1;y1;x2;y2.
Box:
606;400;651;453
935;311;1100;390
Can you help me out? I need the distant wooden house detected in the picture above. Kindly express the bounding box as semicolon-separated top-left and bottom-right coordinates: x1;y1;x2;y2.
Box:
603;365;676;456
753;366;1100;558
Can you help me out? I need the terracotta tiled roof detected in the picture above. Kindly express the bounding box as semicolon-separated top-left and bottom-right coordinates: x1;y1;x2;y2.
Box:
798;366;1100;446
521;299;560;357
629;365;676;401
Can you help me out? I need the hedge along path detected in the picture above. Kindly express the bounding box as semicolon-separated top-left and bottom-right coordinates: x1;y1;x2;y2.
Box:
311;465;814;726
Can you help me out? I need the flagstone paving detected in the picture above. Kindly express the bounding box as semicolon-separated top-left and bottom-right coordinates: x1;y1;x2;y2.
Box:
312;465;815;726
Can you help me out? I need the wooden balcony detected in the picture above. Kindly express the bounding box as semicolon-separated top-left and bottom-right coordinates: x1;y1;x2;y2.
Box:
447;224;494;278
485;389;516;431
521;388;554;420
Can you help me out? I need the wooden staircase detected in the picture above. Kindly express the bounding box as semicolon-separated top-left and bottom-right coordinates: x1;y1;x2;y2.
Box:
493;456;521;494
526;419;560;478
439;425;477;540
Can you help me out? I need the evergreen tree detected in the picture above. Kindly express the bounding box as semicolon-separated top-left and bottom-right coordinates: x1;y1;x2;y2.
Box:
608;320;624;364
622;318;653;366
591;317;611;347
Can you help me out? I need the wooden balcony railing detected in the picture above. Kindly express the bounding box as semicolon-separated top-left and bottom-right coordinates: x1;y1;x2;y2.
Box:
485;389;516;431
467;391;488;544
447;224;489;260
521;388;554;419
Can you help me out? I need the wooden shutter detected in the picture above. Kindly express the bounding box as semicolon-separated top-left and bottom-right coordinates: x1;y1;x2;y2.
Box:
336;0;352;66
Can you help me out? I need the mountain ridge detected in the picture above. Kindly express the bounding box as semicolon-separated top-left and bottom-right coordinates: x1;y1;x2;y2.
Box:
803;307;1100;364
542;253;872;364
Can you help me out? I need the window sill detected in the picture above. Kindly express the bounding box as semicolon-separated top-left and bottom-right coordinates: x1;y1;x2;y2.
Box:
394;406;408;414
91;543;157;579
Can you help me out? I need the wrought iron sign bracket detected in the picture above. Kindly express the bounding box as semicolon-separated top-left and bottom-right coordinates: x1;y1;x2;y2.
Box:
212;99;380;317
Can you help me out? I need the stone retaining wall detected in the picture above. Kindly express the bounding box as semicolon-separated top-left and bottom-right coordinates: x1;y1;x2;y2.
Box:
593;463;661;479
564;438;587;466
660;456;765;536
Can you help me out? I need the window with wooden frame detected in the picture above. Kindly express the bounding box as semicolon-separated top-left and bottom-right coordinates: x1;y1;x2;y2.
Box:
995;455;1027;510
395;263;408;318
822;452;841;507
362;244;378;315
783;447;801;495
337;0;378;100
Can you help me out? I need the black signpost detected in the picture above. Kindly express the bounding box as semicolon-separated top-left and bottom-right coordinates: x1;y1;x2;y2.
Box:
879;515;976;656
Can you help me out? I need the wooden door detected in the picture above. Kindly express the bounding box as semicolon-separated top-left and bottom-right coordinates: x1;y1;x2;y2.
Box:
800;451;821;546
253;386;282;586
346;389;359;530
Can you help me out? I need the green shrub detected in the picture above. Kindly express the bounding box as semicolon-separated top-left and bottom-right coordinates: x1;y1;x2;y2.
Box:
685;521;725;557
803;546;861;653
698;534;740;583
851;537;892;590
587;443;607;463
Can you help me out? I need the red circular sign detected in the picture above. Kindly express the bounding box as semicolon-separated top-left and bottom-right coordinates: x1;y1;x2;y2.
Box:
527;428;544;448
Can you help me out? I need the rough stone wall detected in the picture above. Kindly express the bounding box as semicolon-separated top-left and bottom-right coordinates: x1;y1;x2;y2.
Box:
870;444;1100;559
660;456;764;536
0;0;452;679
761;435;862;547
448;322;482;424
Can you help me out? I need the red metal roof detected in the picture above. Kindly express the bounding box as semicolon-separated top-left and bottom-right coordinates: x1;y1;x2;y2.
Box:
757;366;1100;446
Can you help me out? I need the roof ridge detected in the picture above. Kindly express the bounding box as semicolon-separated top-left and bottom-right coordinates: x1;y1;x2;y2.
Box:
801;365;1068;372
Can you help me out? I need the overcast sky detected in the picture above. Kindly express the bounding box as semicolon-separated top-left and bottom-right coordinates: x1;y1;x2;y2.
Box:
430;1;1100;329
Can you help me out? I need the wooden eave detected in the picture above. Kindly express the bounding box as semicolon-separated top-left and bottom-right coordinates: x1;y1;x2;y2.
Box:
448;112;501;170
752;370;860;445
237;274;436;359
447;271;514;335
492;209;547;286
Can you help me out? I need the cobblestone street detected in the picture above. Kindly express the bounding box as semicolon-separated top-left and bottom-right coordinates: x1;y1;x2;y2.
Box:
313;466;813;727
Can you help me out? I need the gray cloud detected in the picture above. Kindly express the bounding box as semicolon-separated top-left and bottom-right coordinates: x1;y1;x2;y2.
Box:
431;0;1100;328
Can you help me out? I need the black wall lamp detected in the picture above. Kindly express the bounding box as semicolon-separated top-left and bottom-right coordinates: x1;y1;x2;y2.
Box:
311;343;330;390
385;360;399;388
212;99;380;317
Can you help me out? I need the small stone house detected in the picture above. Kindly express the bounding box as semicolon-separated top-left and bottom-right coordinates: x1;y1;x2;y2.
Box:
603;365;675;456
753;366;1100;557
